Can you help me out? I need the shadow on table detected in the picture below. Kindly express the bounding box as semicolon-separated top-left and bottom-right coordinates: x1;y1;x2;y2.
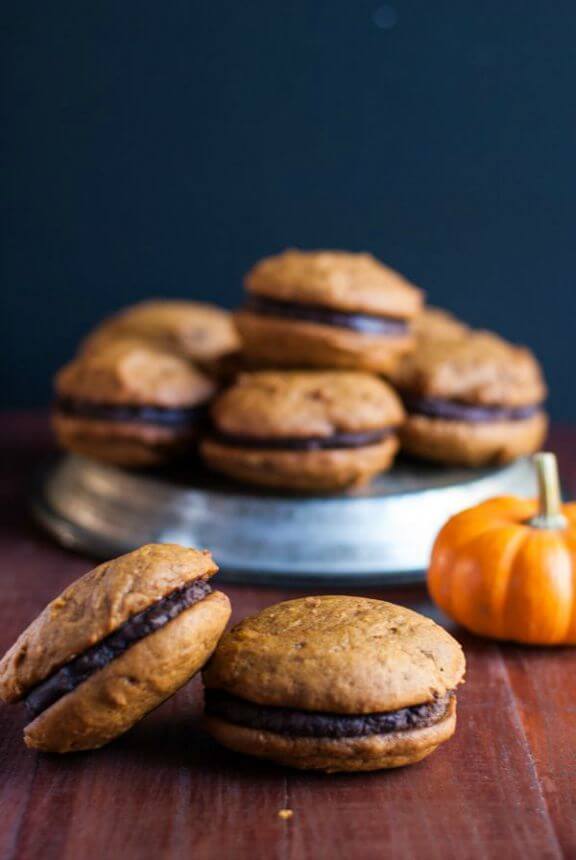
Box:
102;713;417;790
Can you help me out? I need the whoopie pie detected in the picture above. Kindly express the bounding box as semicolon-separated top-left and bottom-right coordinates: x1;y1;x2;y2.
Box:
0;544;230;753
201;370;405;491
203;596;465;772
392;329;548;466
53;339;216;467
410;306;469;344
82;300;240;365
236;249;423;374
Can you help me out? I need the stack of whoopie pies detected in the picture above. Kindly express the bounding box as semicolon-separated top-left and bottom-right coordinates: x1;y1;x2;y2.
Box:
51;248;548;482
24;250;544;776
0;546;465;772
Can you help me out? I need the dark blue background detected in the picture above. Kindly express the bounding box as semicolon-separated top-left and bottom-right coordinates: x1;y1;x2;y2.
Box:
3;1;575;416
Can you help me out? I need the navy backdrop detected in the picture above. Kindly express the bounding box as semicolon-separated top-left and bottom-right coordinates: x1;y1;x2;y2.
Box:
2;1;575;416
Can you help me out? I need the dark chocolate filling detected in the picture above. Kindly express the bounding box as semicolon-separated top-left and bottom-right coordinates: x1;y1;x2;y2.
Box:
209;426;395;451
56;397;206;428
25;579;212;718
204;689;453;739
402;394;541;423
245;295;409;336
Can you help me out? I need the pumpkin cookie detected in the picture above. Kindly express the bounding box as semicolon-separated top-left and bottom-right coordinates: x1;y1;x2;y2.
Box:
411;306;469;343
236;250;423;374
82;300;240;365
200;370;404;491
0;544;231;753
53;339;216;467
393;330;548;466
203;596;465;772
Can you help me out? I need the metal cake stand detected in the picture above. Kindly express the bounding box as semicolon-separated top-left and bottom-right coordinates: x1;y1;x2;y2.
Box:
32;454;536;585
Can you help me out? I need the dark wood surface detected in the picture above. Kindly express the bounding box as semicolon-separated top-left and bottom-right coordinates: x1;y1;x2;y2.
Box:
1;413;575;860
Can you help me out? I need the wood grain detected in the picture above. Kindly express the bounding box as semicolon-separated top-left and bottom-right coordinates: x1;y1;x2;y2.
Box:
0;413;575;859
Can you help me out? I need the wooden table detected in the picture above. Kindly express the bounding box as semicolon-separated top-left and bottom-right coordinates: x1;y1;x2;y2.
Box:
1;413;575;860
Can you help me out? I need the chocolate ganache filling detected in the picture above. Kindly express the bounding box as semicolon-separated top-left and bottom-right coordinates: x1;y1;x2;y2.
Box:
56;397;206;428
205;689;452;739
209;426;395;451
25;579;212;718
402;394;541;423
245;295;409;336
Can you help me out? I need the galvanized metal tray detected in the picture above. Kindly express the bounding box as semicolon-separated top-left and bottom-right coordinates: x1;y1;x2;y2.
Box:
32;454;536;585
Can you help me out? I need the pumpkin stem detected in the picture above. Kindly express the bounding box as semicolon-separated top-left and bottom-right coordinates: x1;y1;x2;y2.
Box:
530;452;567;530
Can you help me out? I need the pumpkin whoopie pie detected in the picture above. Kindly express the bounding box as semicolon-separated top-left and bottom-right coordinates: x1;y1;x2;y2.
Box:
236;250;423;374
53;339;216;467
0;544;231;753
82;300;240;365
201;370;405;491
411;306;469;343
203;596;465;772
393;330;548;466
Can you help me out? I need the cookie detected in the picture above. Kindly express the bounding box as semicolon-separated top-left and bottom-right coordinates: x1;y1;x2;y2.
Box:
236;250;423;374
0;544;231;753
82;300;240;364
411;306;469;343
203;595;465;772
199;349;260;386
53;339;216;467
392;330;548;466
201;370;404;491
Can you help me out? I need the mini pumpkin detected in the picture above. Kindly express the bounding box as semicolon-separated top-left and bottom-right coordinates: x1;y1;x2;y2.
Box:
428;453;576;645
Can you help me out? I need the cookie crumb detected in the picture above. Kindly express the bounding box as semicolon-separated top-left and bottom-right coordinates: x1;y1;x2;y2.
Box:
278;809;293;820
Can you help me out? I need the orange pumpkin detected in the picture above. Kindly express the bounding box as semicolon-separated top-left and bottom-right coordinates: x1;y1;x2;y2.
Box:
428;453;576;645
